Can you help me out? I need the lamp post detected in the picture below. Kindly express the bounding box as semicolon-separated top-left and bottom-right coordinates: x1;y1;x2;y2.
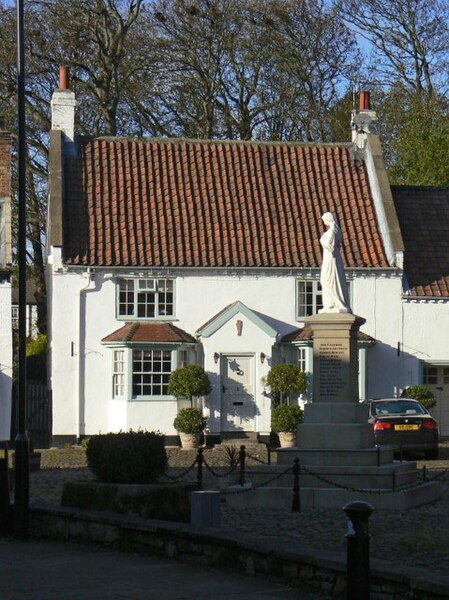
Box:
14;0;30;540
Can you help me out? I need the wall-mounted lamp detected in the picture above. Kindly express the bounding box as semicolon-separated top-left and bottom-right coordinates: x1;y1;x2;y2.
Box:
213;352;220;364
260;352;266;364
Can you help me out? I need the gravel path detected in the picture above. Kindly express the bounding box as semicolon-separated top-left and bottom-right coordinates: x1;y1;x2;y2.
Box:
19;443;449;577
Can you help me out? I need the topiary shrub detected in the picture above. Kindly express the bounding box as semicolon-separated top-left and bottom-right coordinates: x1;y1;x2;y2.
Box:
401;386;437;410
173;407;207;433
86;431;167;483
266;364;307;405
168;364;212;407
271;404;304;433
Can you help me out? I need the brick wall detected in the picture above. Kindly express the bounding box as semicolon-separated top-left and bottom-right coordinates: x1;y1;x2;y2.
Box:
0;132;11;197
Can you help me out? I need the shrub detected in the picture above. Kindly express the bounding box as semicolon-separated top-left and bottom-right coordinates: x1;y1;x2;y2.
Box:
173;407;207;433
266;364;307;404
26;333;47;382
86;431;167;483
271;404;304;433
168;364;212;406
401;386;437;410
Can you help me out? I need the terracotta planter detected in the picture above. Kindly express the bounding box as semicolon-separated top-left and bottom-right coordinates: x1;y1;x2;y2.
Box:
179;433;200;449
278;432;297;448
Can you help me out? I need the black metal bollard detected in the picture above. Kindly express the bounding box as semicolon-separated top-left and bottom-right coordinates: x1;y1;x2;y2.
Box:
292;457;300;512
239;445;246;486
343;501;374;600
196;447;204;490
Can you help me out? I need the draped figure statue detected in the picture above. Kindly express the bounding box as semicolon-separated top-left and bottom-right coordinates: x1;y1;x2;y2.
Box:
319;212;351;313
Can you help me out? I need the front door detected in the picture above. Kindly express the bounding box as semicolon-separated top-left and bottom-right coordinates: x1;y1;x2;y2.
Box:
424;365;449;437
221;355;256;432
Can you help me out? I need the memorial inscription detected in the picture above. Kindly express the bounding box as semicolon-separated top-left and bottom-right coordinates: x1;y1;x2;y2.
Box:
318;341;347;398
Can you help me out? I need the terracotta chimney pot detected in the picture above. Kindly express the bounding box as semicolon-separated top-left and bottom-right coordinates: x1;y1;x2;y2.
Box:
59;66;69;91
359;91;371;111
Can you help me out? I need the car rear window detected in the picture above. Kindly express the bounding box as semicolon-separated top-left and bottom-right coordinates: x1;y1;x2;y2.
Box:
371;401;427;416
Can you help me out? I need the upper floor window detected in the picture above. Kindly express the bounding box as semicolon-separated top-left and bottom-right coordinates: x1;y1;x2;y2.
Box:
296;279;352;319
118;278;175;319
296;280;323;318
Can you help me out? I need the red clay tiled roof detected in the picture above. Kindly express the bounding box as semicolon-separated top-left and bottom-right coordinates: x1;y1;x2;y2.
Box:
282;326;375;342
392;186;449;297
63;137;389;268
101;322;197;344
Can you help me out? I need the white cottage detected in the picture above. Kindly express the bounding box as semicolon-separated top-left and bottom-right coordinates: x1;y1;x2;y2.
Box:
46;77;449;445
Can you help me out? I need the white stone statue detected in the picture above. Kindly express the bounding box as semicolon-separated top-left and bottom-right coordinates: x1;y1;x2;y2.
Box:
319;212;351;313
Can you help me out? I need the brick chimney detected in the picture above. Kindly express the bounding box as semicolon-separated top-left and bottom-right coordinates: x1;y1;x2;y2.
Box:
351;90;379;151
0;121;12;266
51;66;76;156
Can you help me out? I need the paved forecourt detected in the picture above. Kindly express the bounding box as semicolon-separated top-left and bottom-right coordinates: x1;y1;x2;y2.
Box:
0;538;333;600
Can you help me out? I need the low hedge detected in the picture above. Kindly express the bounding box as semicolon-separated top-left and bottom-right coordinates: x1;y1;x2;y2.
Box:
61;481;195;522
86;431;167;484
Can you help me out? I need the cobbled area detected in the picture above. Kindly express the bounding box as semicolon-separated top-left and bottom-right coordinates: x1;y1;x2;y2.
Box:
16;442;449;577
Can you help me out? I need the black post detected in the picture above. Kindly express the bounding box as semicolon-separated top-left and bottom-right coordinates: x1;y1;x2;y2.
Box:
292;457;300;512
0;444;12;535
14;0;30;540
423;465;427;481
399;444;403;463
238;445;246;487
196;447;203;490
343;501;374;600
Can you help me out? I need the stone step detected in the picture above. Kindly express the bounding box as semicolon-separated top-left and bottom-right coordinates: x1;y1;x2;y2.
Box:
275;446;396;467
244;462;419;490
223;481;442;510
219;431;259;442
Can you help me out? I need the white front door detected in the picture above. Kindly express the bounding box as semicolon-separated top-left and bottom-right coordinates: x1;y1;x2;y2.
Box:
221;355;256;432
424;365;449;437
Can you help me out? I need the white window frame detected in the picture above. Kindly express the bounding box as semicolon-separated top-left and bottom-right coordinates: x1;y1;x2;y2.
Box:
296;280;323;319
297;347;308;373
109;346;195;401
117;278;175;320
296;279;352;320
112;349;125;398
132;348;173;398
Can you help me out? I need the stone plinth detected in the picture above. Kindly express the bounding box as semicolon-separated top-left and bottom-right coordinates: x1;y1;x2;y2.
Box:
298;312;374;450
307;312;365;404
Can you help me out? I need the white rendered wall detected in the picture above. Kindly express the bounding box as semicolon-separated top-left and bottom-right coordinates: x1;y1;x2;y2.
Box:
352;275;405;398
0;281;12;440
403;300;449;380
51;267;415;438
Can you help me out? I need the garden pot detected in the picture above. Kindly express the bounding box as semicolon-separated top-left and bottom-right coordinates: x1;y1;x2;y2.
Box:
179;433;200;449
278;432;297;448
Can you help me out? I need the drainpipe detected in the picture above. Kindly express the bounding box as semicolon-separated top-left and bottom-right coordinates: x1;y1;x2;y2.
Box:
77;268;95;442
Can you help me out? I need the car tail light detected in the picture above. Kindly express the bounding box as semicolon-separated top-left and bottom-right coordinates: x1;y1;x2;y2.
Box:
374;422;391;431
422;420;438;430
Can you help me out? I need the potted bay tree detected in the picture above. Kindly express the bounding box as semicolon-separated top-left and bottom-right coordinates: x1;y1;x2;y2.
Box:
168;364;211;448
267;364;307;448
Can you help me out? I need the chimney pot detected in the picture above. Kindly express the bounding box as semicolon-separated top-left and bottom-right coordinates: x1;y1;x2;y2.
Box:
59;66;69;91
359;91;371;111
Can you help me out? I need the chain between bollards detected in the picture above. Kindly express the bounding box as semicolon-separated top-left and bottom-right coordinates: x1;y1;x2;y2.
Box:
343;500;374;600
